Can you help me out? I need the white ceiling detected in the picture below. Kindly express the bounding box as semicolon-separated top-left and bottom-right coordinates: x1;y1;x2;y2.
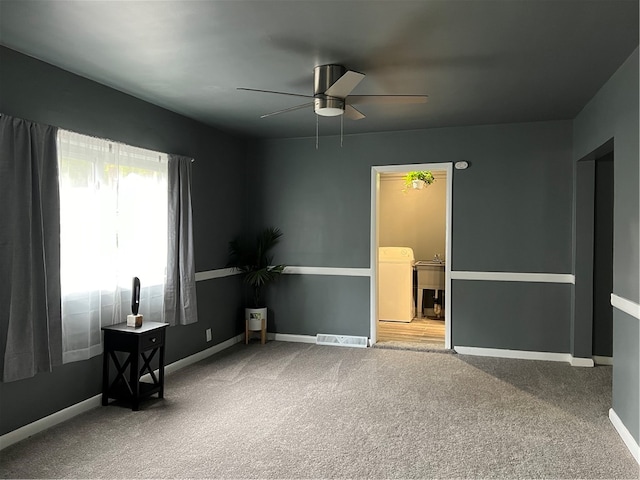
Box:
0;0;638;139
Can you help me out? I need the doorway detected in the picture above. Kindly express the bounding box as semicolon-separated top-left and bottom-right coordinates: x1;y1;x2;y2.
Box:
575;139;614;364
369;163;452;348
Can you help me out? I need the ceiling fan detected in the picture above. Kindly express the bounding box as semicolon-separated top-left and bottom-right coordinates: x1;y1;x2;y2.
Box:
238;64;428;120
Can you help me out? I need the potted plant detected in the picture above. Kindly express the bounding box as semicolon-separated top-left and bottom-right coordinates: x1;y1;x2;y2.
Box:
402;170;435;192
226;227;286;332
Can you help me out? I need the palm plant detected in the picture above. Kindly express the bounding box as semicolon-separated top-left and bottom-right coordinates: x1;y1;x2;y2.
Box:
226;227;286;308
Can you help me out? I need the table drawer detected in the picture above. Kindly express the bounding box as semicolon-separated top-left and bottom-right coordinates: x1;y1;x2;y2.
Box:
140;329;164;350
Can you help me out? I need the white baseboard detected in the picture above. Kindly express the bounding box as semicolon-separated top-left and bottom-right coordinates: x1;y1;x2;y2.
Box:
269;333;370;347
593;355;613;366
454;346;594;366
570;356;595;367
609;408;640;464
163;333;244;376
0;393;102;450
0;333;245;451
268;333;317;344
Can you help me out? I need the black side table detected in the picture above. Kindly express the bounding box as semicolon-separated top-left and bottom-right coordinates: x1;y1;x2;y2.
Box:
101;321;169;411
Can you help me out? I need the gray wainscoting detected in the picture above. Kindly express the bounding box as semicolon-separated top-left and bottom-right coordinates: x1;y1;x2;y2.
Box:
612;308;640;443
451;280;571;353
266;274;370;337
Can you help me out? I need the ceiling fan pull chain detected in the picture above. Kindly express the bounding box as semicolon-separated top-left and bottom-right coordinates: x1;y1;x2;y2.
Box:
341;114;344;147
316;113;319;150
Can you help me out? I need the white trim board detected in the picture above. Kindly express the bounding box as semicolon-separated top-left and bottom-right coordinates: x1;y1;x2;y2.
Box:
159;333;243;377
195;268;238;282
283;266;371;277
198;267;578;284
451;271;575;284
267;333;373;347
454;346;594;366
0;393;102;451
267;333;317;344
611;293;640;320
0;334;245;451
609;408;640;464
593;355;613;366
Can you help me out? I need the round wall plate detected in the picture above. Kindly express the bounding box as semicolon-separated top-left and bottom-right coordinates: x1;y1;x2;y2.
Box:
454;161;469;170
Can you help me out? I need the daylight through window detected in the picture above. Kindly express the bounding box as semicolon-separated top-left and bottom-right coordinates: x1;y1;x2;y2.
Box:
57;130;168;363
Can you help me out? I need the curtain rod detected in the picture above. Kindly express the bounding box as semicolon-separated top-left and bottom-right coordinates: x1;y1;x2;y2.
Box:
1;112;195;163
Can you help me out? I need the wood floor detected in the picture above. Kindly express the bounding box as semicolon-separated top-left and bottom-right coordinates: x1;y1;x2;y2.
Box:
377;317;445;345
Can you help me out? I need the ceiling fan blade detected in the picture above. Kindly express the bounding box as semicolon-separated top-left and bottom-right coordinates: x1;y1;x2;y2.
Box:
238;87;313;99
260;102;314;119
324;70;365;98
344;105;365;120
347;95;428;105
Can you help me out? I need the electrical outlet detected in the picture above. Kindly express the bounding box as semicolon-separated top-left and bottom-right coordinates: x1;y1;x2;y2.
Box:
206;328;212;342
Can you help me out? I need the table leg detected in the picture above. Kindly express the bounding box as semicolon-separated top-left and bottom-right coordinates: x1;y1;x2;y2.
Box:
102;347;109;406
130;352;140;411
158;345;165;399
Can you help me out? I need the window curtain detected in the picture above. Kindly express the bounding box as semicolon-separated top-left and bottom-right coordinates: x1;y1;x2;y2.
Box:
164;155;198;326
0;114;62;382
57;130;168;363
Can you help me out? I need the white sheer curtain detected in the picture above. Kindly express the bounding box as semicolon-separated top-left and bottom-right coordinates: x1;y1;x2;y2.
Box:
57;130;168;363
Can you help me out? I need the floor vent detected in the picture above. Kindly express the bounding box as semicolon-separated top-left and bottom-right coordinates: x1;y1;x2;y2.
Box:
316;334;368;348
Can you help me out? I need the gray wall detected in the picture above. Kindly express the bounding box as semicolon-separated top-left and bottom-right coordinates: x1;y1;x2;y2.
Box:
0;47;248;435
254;121;574;345
573;47;639;442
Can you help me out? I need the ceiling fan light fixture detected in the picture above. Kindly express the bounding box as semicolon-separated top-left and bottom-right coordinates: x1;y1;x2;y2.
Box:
316;107;343;117
314;97;344;116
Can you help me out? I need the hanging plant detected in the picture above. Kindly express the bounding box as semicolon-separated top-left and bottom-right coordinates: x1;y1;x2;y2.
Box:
402;170;435;192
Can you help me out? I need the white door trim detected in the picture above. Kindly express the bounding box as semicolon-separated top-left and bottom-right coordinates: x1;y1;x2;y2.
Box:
370;163;453;349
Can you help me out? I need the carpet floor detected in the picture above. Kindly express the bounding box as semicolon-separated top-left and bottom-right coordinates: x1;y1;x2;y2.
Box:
1;341;638;479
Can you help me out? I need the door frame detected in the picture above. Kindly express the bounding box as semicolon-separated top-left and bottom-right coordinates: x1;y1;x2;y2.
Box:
370;162;453;348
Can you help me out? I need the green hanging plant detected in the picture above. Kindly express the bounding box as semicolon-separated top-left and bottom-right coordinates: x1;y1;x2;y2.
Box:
402;170;435;192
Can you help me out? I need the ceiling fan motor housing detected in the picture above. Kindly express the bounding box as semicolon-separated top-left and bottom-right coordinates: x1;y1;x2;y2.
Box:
314;64;346;116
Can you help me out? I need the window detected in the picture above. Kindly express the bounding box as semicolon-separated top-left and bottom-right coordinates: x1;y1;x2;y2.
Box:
57;130;168;363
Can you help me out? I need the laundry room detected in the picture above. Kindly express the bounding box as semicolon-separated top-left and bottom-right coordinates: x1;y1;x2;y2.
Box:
377;169;447;346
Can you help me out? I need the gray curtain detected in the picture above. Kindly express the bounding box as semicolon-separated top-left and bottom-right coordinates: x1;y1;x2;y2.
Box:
0;114;62;382
164;154;198;326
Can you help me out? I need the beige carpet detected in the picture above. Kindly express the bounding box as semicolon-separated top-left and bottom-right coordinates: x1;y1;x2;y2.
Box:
1;341;638;479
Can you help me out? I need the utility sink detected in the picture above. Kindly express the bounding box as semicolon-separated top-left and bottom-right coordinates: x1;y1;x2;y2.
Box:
415;260;445;267
414;260;445;290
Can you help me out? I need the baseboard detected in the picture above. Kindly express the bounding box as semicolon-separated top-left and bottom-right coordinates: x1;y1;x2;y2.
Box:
268;333;317;344
268;333;370;347
593;355;613;366
454;346;594;366
609;408;640;464
570;356;595;367
0;333;244;451
0;393;102;451
163;333;244;376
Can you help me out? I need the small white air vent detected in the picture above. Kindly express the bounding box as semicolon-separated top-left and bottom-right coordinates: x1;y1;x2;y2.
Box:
316;334;368;348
